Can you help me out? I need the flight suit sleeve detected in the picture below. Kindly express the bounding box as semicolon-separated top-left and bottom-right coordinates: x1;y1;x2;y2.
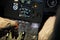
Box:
38;16;56;40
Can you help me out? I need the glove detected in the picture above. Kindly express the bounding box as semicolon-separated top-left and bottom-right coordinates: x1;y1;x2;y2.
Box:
0;17;19;39
0;17;18;29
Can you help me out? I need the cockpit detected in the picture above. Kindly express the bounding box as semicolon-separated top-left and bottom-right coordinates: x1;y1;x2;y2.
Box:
0;0;60;40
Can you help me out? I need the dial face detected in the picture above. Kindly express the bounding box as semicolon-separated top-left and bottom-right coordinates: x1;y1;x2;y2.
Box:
47;0;57;7
13;3;18;10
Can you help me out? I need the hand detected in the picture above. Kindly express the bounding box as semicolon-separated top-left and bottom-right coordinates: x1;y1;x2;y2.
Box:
0;17;18;29
38;16;56;40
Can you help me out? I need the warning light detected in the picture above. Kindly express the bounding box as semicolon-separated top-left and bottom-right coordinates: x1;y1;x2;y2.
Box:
34;4;38;8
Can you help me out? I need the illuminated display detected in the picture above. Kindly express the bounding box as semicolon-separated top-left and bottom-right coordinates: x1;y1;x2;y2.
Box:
14;0;18;2
4;0;43;23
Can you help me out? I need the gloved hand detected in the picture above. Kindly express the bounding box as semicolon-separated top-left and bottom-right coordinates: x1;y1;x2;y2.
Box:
0;17;19;39
0;17;18;29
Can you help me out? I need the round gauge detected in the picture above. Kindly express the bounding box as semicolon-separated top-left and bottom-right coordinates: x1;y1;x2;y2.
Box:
47;0;57;8
13;3;18;10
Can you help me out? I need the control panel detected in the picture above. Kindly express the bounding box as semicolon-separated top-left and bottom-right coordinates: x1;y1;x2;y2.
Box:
17;20;40;40
4;0;43;40
4;0;43;23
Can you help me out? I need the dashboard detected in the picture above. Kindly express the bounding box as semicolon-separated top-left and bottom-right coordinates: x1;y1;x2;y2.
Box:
3;0;44;39
4;0;59;22
4;0;43;23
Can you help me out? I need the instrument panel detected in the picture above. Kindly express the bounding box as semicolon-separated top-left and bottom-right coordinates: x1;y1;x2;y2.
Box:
4;0;60;22
4;0;43;23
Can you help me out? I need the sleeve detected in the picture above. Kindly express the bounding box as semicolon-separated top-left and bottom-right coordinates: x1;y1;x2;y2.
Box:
38;16;56;40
